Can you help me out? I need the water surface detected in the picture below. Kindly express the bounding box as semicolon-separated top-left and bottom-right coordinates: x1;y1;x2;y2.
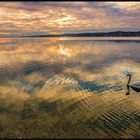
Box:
0;37;140;138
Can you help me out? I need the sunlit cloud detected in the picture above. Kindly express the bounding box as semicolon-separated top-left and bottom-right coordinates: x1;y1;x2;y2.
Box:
0;2;139;36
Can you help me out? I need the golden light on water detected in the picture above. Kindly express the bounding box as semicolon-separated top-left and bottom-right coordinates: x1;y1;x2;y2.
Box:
59;44;71;56
0;37;140;138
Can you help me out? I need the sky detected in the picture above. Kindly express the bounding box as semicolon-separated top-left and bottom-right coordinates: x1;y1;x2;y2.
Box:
0;2;140;36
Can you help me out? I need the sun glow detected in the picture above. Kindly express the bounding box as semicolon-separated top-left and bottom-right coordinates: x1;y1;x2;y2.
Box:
59;44;80;58
56;15;77;26
59;44;71;56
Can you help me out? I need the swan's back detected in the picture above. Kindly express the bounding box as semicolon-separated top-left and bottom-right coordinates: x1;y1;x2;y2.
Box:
129;81;140;88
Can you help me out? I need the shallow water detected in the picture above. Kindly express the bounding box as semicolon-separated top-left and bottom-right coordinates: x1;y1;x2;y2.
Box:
0;37;140;138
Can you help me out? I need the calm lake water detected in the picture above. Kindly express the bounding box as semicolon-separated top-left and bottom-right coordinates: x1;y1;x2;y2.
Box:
0;37;140;138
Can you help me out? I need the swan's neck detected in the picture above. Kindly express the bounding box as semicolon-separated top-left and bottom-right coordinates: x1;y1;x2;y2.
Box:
127;75;131;86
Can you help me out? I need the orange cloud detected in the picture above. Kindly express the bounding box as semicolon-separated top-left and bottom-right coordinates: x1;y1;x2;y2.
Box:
0;2;139;36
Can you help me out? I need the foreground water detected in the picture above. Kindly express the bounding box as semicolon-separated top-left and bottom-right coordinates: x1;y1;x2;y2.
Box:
0;37;140;138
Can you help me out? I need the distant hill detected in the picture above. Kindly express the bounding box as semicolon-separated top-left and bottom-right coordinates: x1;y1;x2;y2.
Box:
23;31;140;37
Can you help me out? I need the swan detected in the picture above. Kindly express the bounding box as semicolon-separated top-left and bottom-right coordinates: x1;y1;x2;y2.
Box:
126;74;140;95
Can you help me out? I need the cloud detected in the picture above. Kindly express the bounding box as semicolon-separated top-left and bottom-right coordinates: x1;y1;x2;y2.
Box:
0;2;139;35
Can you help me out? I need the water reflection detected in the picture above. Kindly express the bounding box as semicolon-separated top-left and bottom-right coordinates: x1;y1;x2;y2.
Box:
0;37;140;138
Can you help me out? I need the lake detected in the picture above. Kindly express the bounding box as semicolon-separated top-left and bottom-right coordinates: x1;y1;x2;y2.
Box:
0;37;140;138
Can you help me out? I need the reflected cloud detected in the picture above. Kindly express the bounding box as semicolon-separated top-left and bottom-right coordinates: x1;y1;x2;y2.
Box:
0;38;140;138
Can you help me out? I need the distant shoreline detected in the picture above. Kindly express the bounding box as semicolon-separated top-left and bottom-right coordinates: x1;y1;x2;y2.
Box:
22;31;140;38
1;31;140;38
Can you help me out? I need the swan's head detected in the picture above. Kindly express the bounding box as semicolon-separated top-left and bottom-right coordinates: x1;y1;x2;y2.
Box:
127;73;131;77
